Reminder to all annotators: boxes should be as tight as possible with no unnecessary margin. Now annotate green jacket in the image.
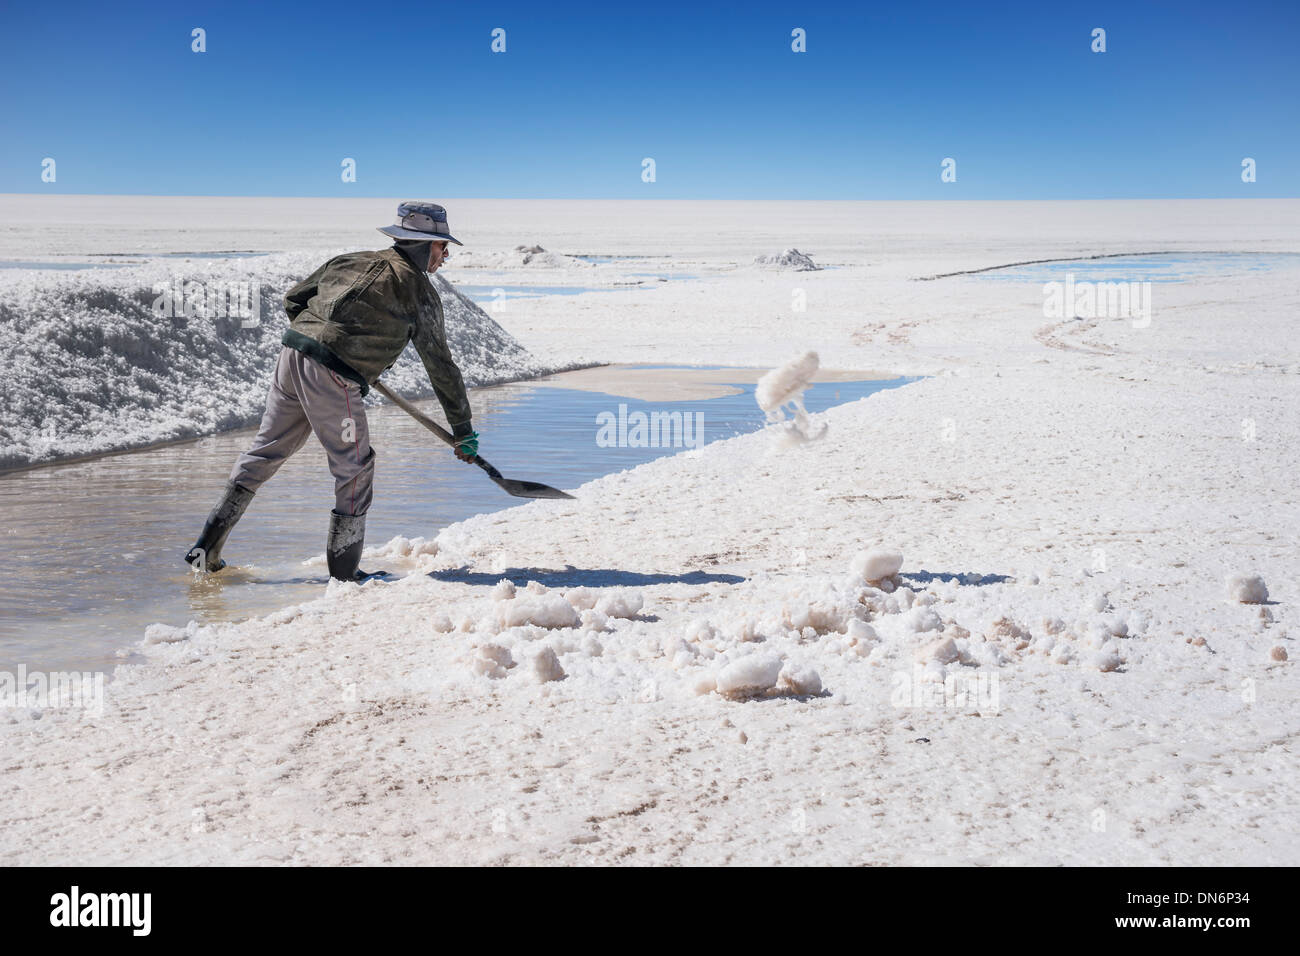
[281,246,474,437]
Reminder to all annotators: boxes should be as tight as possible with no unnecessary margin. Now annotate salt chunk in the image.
[1103,615,1129,638]
[531,646,566,682]
[715,655,783,698]
[1226,574,1268,604]
[473,643,515,679]
[478,643,514,668]
[692,674,718,696]
[143,622,193,645]
[499,594,581,629]
[1094,645,1123,672]
[661,634,691,659]
[564,587,599,610]
[471,657,502,678]
[845,618,878,646]
[988,616,1030,642]
[755,351,819,411]
[926,636,961,664]
[851,548,904,585]
[905,607,944,634]
[685,619,716,643]
[778,664,823,696]
[596,590,644,619]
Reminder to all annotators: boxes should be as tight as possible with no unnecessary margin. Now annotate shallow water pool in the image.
[457,275,697,304]
[975,251,1300,283]
[0,368,915,674]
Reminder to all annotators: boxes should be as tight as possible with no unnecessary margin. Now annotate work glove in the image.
[454,431,479,462]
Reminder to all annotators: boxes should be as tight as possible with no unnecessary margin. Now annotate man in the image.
[183,201,479,581]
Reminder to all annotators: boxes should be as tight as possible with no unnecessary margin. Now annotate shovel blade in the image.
[494,478,575,500]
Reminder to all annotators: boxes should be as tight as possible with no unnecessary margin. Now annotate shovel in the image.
[374,381,575,500]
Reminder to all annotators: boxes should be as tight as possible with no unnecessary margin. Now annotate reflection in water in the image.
[0,373,914,673]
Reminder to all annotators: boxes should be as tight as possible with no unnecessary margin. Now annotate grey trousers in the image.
[230,347,375,516]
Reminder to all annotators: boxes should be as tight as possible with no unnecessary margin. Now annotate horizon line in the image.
[3,193,1296,203]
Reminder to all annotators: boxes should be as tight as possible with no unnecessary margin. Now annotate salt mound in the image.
[453,245,590,270]
[1226,574,1268,604]
[0,251,556,469]
[514,244,575,268]
[754,248,821,271]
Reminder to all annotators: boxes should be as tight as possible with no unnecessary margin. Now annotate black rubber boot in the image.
[183,481,255,572]
[326,510,367,581]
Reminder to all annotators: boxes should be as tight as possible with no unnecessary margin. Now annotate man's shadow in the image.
[427,565,746,588]
[900,570,1013,587]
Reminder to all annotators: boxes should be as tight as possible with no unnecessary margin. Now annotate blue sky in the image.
[2,0,1296,199]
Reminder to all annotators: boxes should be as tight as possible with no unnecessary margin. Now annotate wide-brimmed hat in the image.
[377,201,463,245]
